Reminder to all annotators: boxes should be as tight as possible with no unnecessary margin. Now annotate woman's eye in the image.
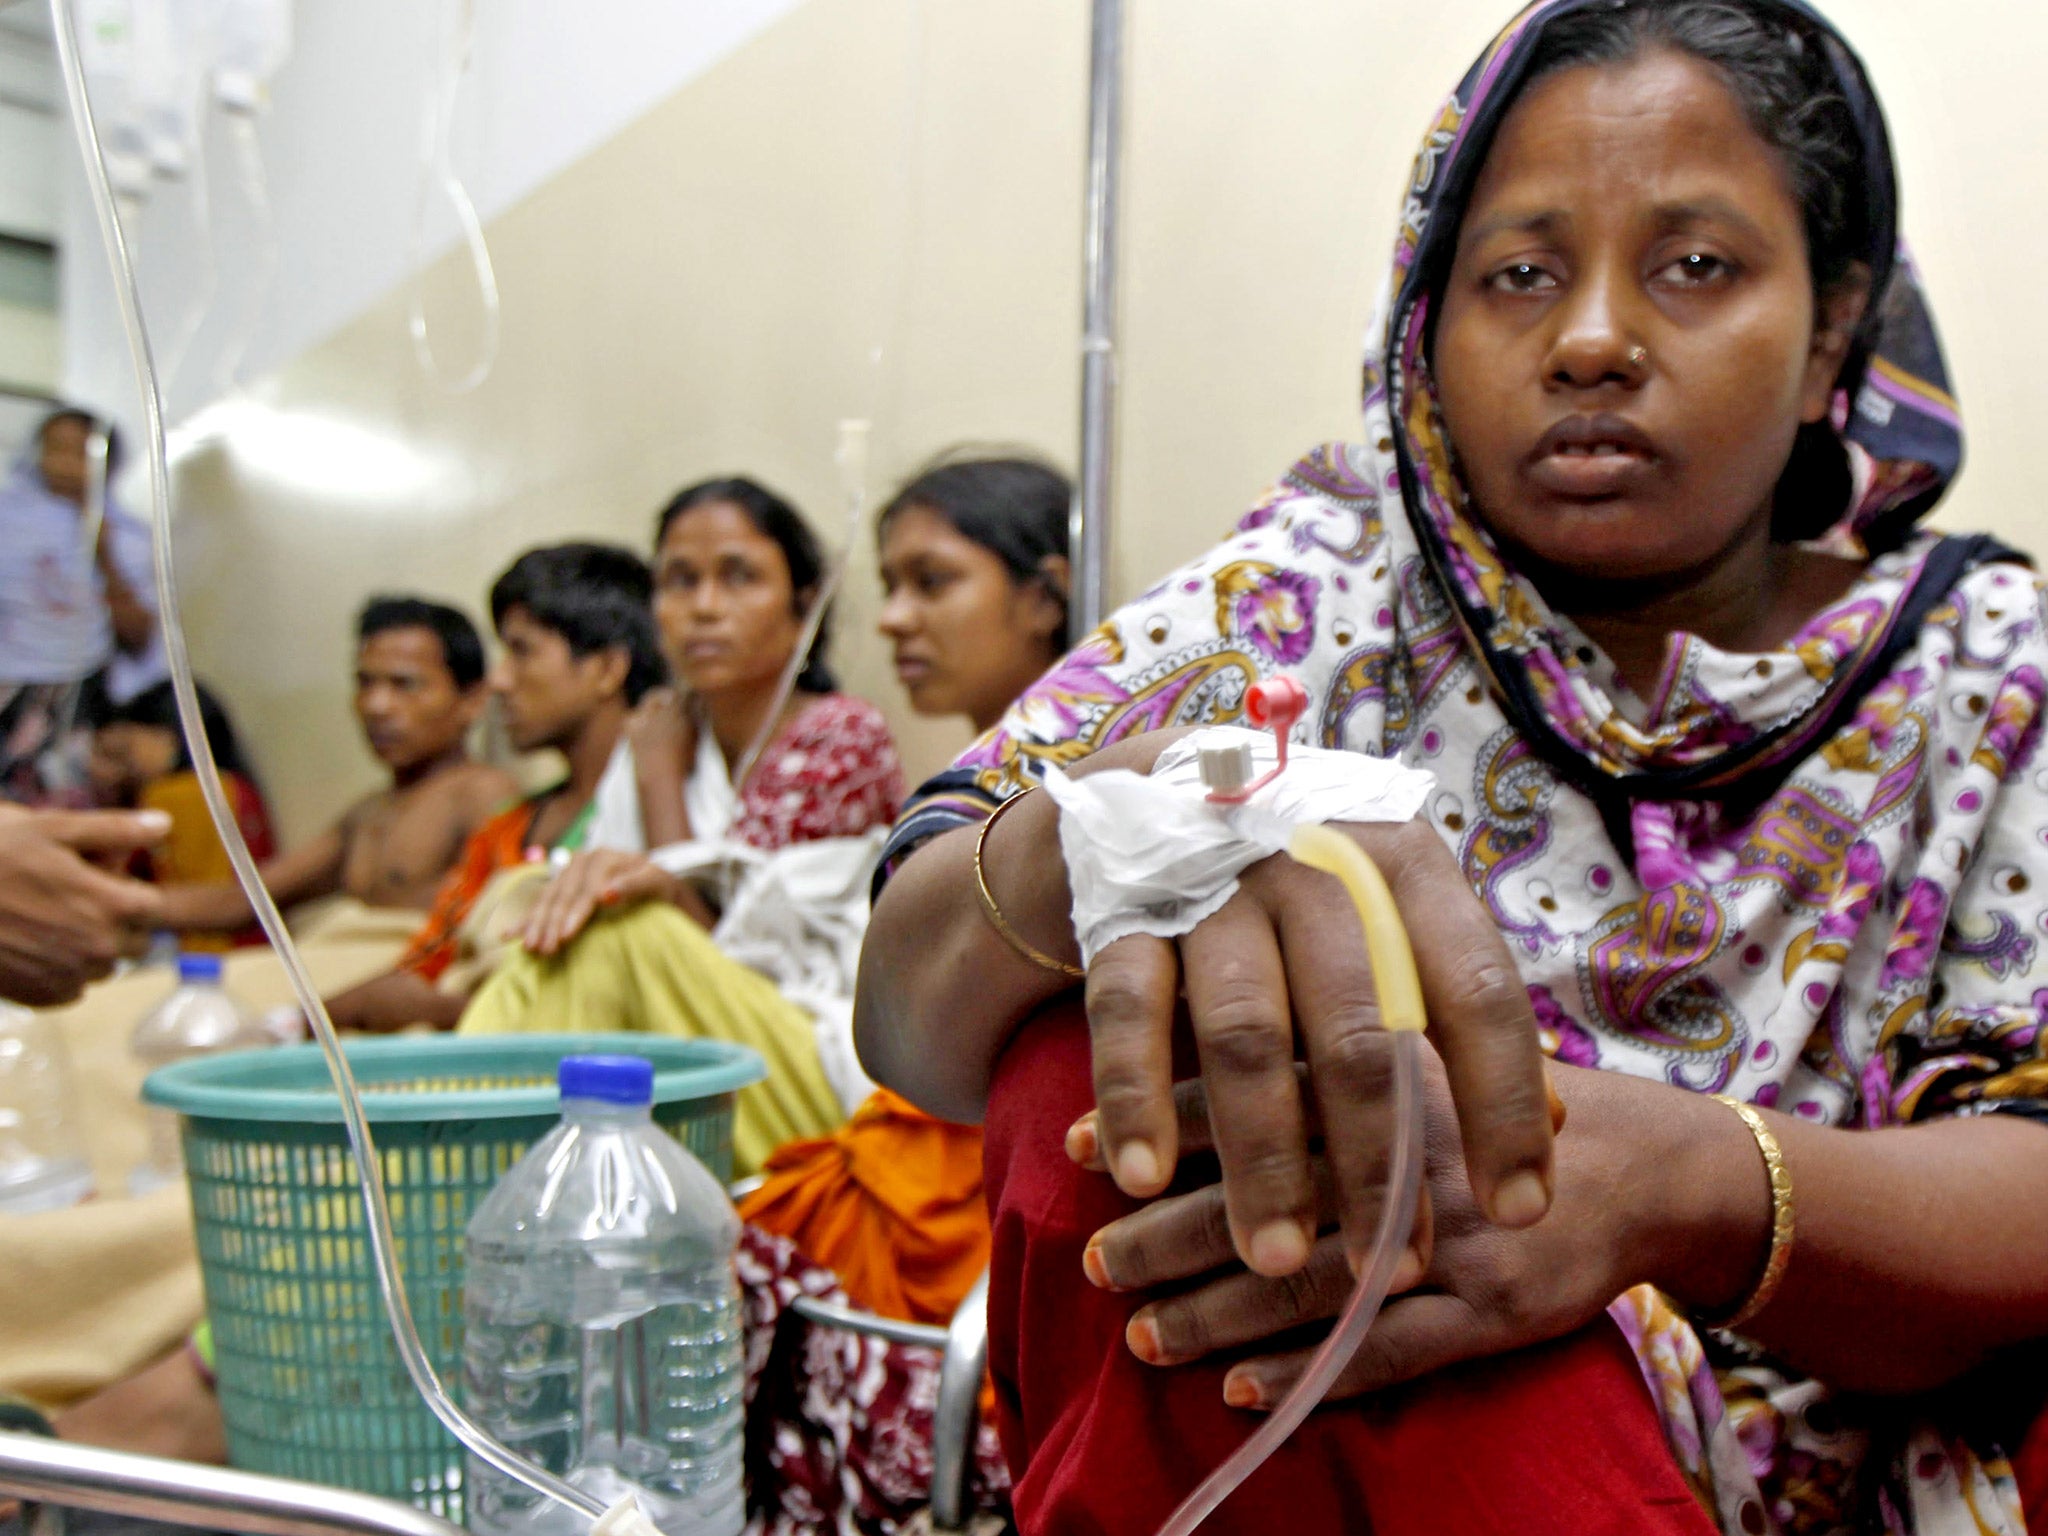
[1489,263,1557,294]
[1659,252,1734,286]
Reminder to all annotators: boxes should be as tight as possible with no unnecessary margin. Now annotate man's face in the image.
[488,607,615,754]
[38,417,90,505]
[354,627,479,772]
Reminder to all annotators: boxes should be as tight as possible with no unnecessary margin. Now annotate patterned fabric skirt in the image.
[738,1226,1011,1534]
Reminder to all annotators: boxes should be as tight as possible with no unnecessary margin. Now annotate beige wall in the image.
[0,301,59,396]
[168,0,2048,845]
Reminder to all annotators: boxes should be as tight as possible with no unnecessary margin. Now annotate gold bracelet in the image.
[973,790,1086,980]
[1702,1093,1795,1333]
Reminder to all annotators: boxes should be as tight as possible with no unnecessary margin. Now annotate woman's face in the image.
[654,502,807,698]
[1433,48,1859,592]
[89,722,179,802]
[878,505,1066,731]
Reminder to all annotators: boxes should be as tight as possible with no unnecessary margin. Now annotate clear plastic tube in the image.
[210,111,278,400]
[49,0,602,1521]
[1154,1031,1422,1536]
[1153,823,1432,1536]
[406,0,501,395]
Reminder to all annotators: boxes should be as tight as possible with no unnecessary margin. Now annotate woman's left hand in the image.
[518,849,686,957]
[1075,1050,1721,1411]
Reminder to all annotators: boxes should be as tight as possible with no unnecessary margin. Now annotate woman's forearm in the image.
[1747,1111,2048,1390]
[636,762,689,847]
[856,732,1186,1120]
[855,802,1078,1122]
[96,544,154,653]
[1621,1073,2048,1393]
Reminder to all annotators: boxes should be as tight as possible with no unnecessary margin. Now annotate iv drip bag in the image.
[212,0,291,115]
[132,0,209,179]
[74,0,151,202]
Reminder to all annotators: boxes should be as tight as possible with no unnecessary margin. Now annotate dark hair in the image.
[107,679,255,785]
[1523,0,1869,296]
[879,451,1074,634]
[356,595,488,691]
[654,477,837,694]
[37,407,124,477]
[488,543,667,705]
[1485,0,1878,540]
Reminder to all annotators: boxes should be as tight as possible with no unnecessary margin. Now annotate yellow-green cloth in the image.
[457,901,846,1176]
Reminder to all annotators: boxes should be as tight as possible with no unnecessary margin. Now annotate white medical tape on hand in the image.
[1041,726,1435,964]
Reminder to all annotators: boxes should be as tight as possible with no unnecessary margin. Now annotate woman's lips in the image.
[1526,414,1660,499]
[894,656,933,684]
[1527,445,1656,499]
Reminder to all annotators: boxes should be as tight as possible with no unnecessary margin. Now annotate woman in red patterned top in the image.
[460,478,904,1171]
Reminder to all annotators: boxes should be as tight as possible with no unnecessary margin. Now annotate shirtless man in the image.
[157,597,517,932]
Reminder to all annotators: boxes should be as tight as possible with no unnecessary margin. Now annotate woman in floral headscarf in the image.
[856,1,2048,1533]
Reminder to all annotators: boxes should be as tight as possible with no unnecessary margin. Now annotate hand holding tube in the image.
[1081,813,1557,1280]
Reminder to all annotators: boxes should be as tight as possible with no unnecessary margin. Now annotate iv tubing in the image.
[211,112,278,400]
[1153,824,1428,1536]
[50,0,602,1521]
[407,0,502,395]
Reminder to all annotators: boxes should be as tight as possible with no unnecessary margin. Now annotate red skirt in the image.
[981,1000,1719,1536]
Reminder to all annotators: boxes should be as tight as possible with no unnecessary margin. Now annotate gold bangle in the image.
[973,790,1085,980]
[1702,1094,1794,1333]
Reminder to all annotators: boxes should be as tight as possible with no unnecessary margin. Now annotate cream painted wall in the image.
[0,301,59,394]
[163,0,2048,846]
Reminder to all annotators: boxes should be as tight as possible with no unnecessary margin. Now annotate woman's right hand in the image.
[1082,815,1558,1279]
[517,849,690,956]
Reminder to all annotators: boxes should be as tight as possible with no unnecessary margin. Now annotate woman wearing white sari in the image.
[458,478,904,1175]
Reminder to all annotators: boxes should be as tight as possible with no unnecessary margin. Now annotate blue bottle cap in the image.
[558,1055,655,1106]
[176,953,224,984]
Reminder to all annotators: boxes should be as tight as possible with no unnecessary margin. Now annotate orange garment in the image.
[740,1088,988,1327]
[398,794,544,982]
[140,769,276,951]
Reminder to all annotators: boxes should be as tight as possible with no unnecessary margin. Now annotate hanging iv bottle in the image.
[462,1055,745,1536]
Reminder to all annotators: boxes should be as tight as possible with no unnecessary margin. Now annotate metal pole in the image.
[1071,0,1125,642]
[0,1433,469,1536]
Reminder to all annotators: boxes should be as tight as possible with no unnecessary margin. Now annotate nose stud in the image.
[1627,345,1650,370]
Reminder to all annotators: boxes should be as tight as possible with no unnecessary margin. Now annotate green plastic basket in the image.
[143,1034,764,1521]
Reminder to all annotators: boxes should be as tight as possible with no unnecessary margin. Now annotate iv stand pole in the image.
[1071,0,1124,641]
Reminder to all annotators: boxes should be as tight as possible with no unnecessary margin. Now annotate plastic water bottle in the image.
[0,1002,96,1214]
[462,1055,744,1536]
[129,952,267,1195]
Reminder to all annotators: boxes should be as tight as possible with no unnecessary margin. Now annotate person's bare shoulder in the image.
[449,762,523,834]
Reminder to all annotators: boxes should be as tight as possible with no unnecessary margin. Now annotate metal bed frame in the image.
[0,1432,467,1536]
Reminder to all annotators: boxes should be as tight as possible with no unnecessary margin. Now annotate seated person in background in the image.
[87,680,274,949]
[743,453,1072,1325]
[460,477,904,1174]
[858,4,2048,1533]
[156,596,517,934]
[324,543,664,1033]
[0,409,163,804]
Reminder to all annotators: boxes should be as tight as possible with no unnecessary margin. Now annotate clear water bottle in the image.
[462,1055,744,1536]
[0,1002,96,1214]
[129,952,267,1195]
